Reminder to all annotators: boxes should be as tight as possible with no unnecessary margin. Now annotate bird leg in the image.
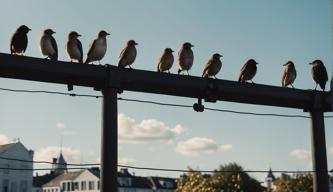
[214,76,218,79]
[314,84,318,90]
[291,84,295,89]
[186,71,190,76]
[129,65,134,69]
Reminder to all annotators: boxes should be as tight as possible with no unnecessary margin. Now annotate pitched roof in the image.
[33,172,60,187]
[148,176,177,189]
[43,171,84,187]
[0,142,16,154]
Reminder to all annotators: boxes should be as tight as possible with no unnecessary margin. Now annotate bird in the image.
[310,60,328,91]
[202,53,223,78]
[10,25,31,55]
[157,48,174,73]
[66,31,83,63]
[40,29,58,61]
[238,59,258,83]
[85,30,110,64]
[282,61,297,88]
[178,42,194,75]
[118,40,138,69]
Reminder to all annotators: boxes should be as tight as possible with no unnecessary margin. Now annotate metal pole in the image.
[310,110,328,192]
[101,88,118,192]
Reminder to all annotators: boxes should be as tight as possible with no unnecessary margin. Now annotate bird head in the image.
[44,29,55,35]
[17,25,31,34]
[127,40,138,46]
[309,60,323,66]
[164,48,174,53]
[283,61,294,67]
[98,30,110,38]
[183,42,194,49]
[248,59,258,65]
[68,31,81,39]
[213,53,223,59]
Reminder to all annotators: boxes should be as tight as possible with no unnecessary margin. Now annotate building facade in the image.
[0,141,34,192]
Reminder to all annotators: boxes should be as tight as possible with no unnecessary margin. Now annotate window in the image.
[88,181,94,190]
[3,179,9,192]
[81,181,86,190]
[62,183,66,191]
[73,182,79,190]
[97,181,100,190]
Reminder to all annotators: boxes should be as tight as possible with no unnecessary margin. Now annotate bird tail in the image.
[118,60,123,68]
[50,54,58,61]
[84,57,90,64]
[177,69,182,75]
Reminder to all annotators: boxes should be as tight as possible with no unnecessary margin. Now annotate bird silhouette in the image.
[310,60,328,91]
[202,53,223,79]
[178,42,194,75]
[118,40,138,69]
[85,30,110,64]
[40,29,58,61]
[157,48,174,73]
[66,31,83,63]
[282,61,297,88]
[238,59,258,83]
[10,25,31,55]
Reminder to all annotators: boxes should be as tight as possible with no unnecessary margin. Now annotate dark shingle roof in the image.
[0,143,16,154]
[148,176,177,190]
[43,171,84,187]
[33,172,60,187]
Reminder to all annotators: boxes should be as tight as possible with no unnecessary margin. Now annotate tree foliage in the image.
[273,173,313,192]
[176,162,265,192]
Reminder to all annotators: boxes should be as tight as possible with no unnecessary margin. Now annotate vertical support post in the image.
[101,88,118,192]
[310,110,328,192]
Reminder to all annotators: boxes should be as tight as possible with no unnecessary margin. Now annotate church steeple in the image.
[54,152,67,174]
[265,168,275,190]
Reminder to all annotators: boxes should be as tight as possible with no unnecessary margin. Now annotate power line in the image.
[0,87,332,118]
[0,156,332,174]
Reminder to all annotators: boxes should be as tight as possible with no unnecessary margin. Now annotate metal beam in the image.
[101,88,118,192]
[310,109,329,192]
[0,53,331,111]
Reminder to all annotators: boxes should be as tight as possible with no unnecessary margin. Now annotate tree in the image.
[176,162,265,192]
[273,173,313,192]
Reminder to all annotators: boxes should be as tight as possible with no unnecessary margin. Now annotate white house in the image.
[0,141,34,192]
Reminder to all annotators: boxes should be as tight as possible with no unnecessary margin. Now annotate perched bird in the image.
[238,59,258,83]
[118,40,138,68]
[282,61,297,88]
[310,60,328,91]
[10,25,31,55]
[157,48,174,73]
[66,31,83,63]
[40,29,58,61]
[85,30,110,64]
[178,42,194,75]
[202,53,223,78]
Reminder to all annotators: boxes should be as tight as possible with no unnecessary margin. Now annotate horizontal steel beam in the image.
[0,53,331,111]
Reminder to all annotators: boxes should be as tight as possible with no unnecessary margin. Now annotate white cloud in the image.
[118,113,186,143]
[176,137,232,156]
[34,146,81,163]
[0,134,12,145]
[290,149,311,160]
[56,122,66,129]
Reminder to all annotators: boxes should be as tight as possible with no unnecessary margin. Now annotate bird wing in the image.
[87,40,96,57]
[50,36,58,60]
[202,59,212,77]
[281,68,287,86]
[77,39,83,63]
[10,34,16,54]
[119,46,128,59]
[238,63,248,82]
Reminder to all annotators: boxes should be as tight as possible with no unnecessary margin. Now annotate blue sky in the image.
[0,0,332,182]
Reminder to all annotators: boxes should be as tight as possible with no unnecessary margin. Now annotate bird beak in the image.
[52,31,56,34]
[283,63,287,66]
[78,34,82,37]
[191,44,194,47]
[107,33,110,36]
[135,42,138,45]
[29,28,32,31]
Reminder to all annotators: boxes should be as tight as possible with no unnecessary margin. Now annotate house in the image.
[0,141,34,192]
[33,152,68,192]
[148,176,177,192]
